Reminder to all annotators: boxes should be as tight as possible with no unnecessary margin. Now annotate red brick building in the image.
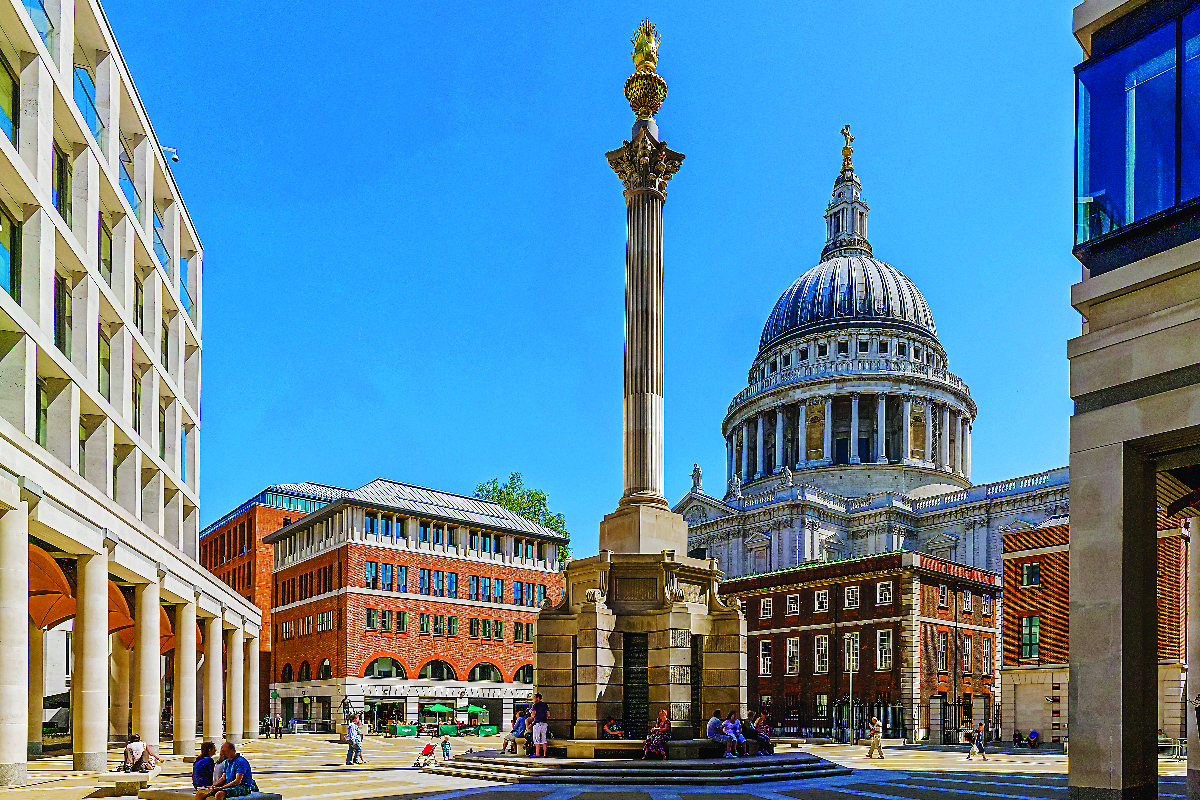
[721,550,1000,744]
[1000,522,1188,742]
[261,478,567,733]
[199,485,337,719]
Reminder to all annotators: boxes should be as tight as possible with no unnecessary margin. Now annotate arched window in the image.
[280,663,294,682]
[468,662,502,682]
[514,664,534,684]
[298,661,312,681]
[418,660,457,681]
[364,657,407,679]
[318,659,332,680]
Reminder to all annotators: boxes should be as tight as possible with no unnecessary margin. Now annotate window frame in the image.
[876,581,892,605]
[844,585,859,609]
[786,593,799,615]
[815,634,829,673]
[758,639,772,677]
[814,589,829,612]
[759,597,773,618]
[877,629,893,670]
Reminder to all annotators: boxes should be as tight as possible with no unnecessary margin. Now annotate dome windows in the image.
[837,340,849,356]
[818,343,828,358]
[879,340,889,354]
[858,340,870,354]
[897,342,907,357]
[799,347,808,361]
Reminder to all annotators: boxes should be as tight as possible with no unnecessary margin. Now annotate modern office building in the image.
[721,550,1000,744]
[1000,520,1188,745]
[0,0,262,786]
[260,478,566,734]
[1068,2,1200,798]
[198,485,331,719]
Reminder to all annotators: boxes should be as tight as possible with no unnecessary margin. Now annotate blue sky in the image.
[105,2,1082,555]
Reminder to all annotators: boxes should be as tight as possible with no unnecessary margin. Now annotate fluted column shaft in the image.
[620,186,667,506]
[849,393,861,464]
[902,396,912,463]
[725,435,733,488]
[822,397,833,462]
[225,626,244,744]
[939,405,951,469]
[73,551,108,771]
[876,394,888,463]
[924,403,933,463]
[741,421,750,482]
[203,615,222,742]
[774,407,784,473]
[964,422,972,481]
[173,598,197,755]
[132,579,160,749]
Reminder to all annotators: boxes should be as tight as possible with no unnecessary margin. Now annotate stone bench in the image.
[536,739,730,759]
[139,790,281,800]
[775,738,832,747]
[94,767,159,796]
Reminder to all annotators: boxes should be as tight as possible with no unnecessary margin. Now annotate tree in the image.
[474,472,571,561]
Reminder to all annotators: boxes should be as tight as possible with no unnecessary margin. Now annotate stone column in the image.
[27,623,42,757]
[939,405,951,469]
[243,635,259,741]
[173,597,197,756]
[0,504,27,785]
[225,624,244,744]
[963,420,972,481]
[822,396,833,462]
[605,122,683,509]
[1067,443,1158,799]
[923,402,933,463]
[72,550,108,771]
[203,615,222,742]
[1188,516,1199,798]
[954,413,964,475]
[774,406,784,474]
[902,395,912,464]
[741,421,750,482]
[755,413,765,478]
[132,579,161,749]
[876,393,888,463]
[849,393,861,464]
[110,634,131,740]
[725,435,733,488]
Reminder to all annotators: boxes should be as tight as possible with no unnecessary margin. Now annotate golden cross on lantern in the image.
[841,125,853,148]
[841,125,854,167]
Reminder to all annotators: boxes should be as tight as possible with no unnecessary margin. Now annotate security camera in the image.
[162,146,179,163]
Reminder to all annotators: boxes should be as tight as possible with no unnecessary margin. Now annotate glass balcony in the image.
[22,0,54,54]
[153,226,170,273]
[1075,9,1200,247]
[180,281,193,321]
[72,66,105,150]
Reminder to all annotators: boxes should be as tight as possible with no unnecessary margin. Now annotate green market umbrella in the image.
[426,704,455,713]
[463,705,486,713]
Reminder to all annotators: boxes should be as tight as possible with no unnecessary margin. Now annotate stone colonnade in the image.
[0,492,259,785]
[726,391,972,485]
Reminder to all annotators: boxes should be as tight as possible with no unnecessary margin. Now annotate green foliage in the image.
[473,472,571,560]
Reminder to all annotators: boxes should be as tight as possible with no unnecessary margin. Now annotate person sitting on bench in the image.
[1026,729,1040,748]
[120,734,154,773]
[1012,729,1023,747]
[195,741,258,800]
[192,742,217,789]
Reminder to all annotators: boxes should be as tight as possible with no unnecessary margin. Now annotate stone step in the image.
[453,754,823,772]
[423,755,850,785]
[424,763,851,785]
[441,759,831,779]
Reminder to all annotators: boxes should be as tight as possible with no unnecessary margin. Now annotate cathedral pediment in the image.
[746,531,771,550]
[674,494,734,526]
[925,532,959,553]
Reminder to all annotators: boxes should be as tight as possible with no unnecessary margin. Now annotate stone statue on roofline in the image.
[691,463,702,493]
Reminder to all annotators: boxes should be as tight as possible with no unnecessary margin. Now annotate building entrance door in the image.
[835,438,849,464]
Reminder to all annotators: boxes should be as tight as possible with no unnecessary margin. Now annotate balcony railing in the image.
[23,0,54,53]
[72,66,105,150]
[180,281,194,321]
[119,156,140,221]
[153,226,170,274]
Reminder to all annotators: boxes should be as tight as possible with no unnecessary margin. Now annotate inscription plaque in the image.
[623,632,649,739]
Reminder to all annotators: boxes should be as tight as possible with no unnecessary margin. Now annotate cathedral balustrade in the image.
[727,357,971,415]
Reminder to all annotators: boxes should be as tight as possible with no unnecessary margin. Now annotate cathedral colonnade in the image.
[725,391,972,487]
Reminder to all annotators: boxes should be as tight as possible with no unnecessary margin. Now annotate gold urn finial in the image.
[624,20,668,120]
[841,124,854,167]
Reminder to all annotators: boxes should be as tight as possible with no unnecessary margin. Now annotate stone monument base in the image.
[534,542,747,741]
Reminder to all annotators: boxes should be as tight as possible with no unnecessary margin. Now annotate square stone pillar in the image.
[1067,442,1157,800]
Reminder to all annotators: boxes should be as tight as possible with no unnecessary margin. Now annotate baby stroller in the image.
[414,742,439,768]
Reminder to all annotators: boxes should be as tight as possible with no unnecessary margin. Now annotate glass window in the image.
[131,373,142,434]
[1020,616,1040,659]
[963,634,973,671]
[938,585,948,606]
[786,594,799,615]
[98,329,111,400]
[496,579,504,601]
[483,577,492,603]
[365,608,377,630]
[468,574,478,601]
[52,144,71,226]
[448,616,457,636]
[433,614,444,636]
[1021,562,1041,586]
[815,693,829,718]
[817,342,827,358]
[495,620,503,639]
[538,584,546,605]
[35,378,47,447]
[877,581,892,605]
[760,597,773,618]
[418,660,455,680]
[419,568,429,594]
[381,610,392,631]
[448,572,457,598]
[877,629,893,670]
[0,54,17,146]
[419,613,431,634]
[381,563,392,592]
[365,561,377,589]
[785,637,799,675]
[469,617,480,638]
[482,619,492,639]
[844,632,859,672]
[515,623,523,642]
[133,276,144,333]
[963,589,972,611]
[815,589,829,612]
[398,610,407,632]
[53,273,71,357]
[515,581,524,606]
[434,570,444,596]
[515,664,534,683]
[1184,9,1200,201]
[1076,21,1178,243]
[419,522,430,543]
[814,635,829,673]
[937,631,948,671]
[0,206,19,302]
[982,638,992,673]
[399,565,407,592]
[758,640,772,676]
[845,585,859,608]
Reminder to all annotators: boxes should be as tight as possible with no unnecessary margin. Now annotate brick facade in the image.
[999,523,1188,741]
[722,551,999,742]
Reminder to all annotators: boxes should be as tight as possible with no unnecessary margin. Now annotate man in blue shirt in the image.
[194,742,257,800]
[191,742,216,789]
[501,714,526,754]
[346,714,364,764]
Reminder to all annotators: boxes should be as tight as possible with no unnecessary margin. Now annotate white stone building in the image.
[0,0,260,785]
[674,137,1068,579]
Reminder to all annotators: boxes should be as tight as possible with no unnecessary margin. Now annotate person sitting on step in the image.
[707,709,733,757]
[601,717,627,740]
[120,734,154,773]
[501,714,526,754]
[195,741,258,800]
[191,742,217,789]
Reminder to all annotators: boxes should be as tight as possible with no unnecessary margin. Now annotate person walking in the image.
[530,693,550,758]
[345,714,364,765]
[866,717,884,759]
[273,713,283,740]
[966,722,988,761]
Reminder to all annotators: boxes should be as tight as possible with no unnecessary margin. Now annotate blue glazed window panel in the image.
[1076,22,1177,244]
[1183,8,1200,203]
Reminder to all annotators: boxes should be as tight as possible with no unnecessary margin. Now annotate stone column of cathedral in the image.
[924,402,934,463]
[755,413,765,478]
[902,395,912,463]
[775,407,784,473]
[876,394,888,463]
[849,393,861,464]
[822,396,833,462]
[741,421,751,482]
[939,405,951,469]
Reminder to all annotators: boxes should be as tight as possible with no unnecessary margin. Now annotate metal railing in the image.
[72,66,105,149]
[23,0,54,53]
